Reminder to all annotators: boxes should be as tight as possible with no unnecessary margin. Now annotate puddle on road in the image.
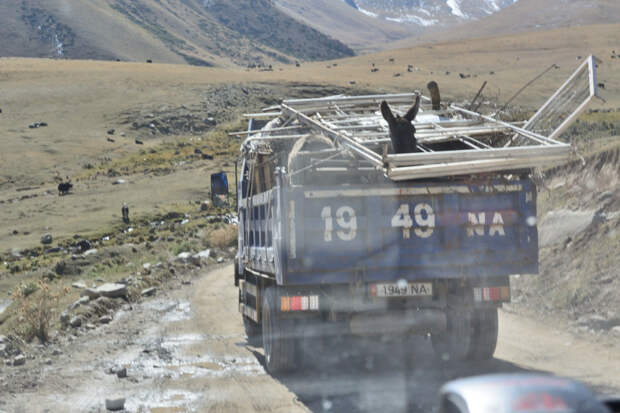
[141,299,192,323]
[125,388,201,412]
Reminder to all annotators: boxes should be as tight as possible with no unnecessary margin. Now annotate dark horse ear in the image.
[404,95,421,122]
[380,100,395,125]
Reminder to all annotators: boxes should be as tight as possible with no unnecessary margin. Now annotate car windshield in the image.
[1,1,619,412]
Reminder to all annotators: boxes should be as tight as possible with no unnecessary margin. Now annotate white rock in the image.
[83,249,98,256]
[612,326,620,337]
[13,355,26,366]
[97,283,128,299]
[194,249,211,260]
[99,315,113,324]
[539,210,595,247]
[176,252,192,261]
[141,287,156,297]
[81,288,101,299]
[142,263,152,270]
[72,282,87,289]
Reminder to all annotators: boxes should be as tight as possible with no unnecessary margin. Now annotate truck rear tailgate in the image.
[284,180,537,284]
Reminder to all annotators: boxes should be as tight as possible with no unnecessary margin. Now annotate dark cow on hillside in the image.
[58,181,73,195]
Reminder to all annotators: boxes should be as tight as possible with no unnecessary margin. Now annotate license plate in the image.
[372,282,433,297]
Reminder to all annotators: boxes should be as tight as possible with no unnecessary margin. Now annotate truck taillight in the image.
[281,295,319,312]
[474,286,510,302]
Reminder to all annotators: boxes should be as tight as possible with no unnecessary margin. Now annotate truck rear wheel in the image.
[471,308,498,360]
[432,308,474,362]
[262,287,296,373]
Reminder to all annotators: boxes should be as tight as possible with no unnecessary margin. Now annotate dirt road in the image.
[2,265,619,412]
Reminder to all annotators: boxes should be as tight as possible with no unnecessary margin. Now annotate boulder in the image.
[176,252,192,262]
[83,249,98,257]
[99,315,113,324]
[141,287,156,297]
[81,288,101,300]
[70,316,83,328]
[97,283,128,299]
[12,355,26,366]
[72,282,87,290]
[40,234,53,245]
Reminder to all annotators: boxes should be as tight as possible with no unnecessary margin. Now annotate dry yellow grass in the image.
[0,22,618,255]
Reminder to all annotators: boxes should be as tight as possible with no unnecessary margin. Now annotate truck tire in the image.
[243,316,262,347]
[262,287,296,373]
[432,308,474,362]
[471,308,498,360]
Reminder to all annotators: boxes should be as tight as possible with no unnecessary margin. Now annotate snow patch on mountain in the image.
[386,15,438,26]
[446,0,467,18]
[345,0,519,27]
[358,7,378,18]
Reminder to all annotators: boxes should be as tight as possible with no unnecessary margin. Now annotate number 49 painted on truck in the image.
[320,203,436,242]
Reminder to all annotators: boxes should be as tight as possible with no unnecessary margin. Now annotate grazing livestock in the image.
[598,82,606,90]
[58,182,73,195]
[122,203,130,224]
[380,94,421,154]
[135,139,144,145]
[107,137,115,143]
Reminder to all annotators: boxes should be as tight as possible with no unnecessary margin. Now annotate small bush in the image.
[206,224,237,249]
[12,280,62,343]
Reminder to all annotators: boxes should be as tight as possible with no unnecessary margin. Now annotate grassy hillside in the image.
[0,0,354,67]
[274,0,415,53]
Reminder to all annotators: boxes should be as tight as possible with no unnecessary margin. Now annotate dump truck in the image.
[233,57,600,372]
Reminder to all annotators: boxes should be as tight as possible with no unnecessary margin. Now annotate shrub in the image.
[12,280,62,343]
[206,224,237,249]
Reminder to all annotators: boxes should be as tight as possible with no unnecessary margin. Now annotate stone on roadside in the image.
[81,288,101,300]
[141,287,156,297]
[60,311,70,327]
[0,335,6,343]
[69,316,83,328]
[105,398,126,411]
[97,283,128,299]
[83,248,98,256]
[612,326,620,337]
[99,315,113,324]
[12,354,26,366]
[217,257,224,263]
[176,252,192,262]
[85,323,96,330]
[72,282,87,290]
[69,296,89,310]
[116,367,127,378]
[112,179,127,185]
[40,233,53,245]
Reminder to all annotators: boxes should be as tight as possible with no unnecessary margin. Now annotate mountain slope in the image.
[273,0,416,53]
[402,0,620,46]
[0,0,354,66]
